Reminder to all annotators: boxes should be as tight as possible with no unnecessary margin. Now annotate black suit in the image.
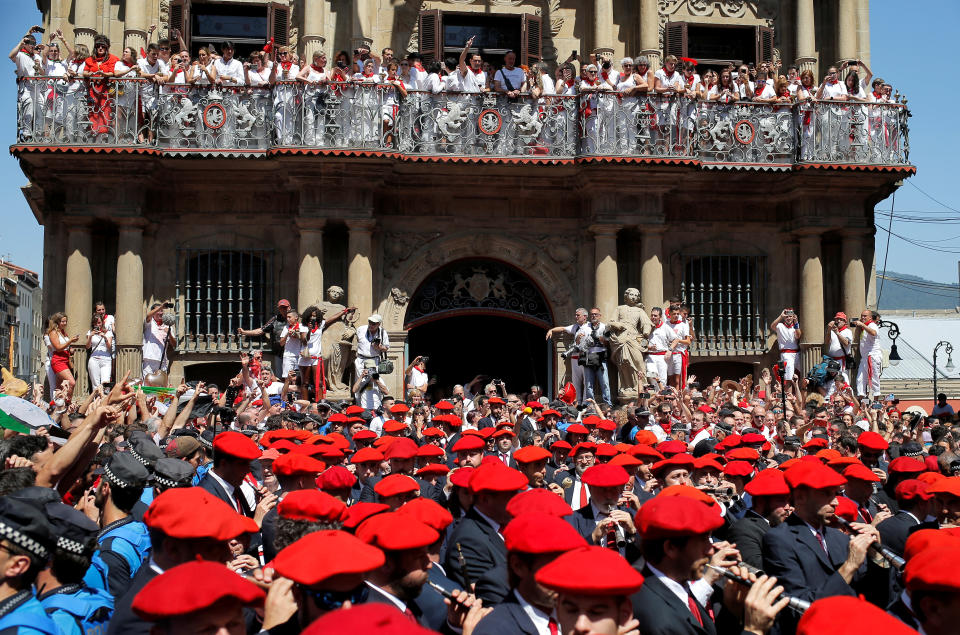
[631,566,716,635]
[106,563,159,635]
[567,503,641,562]
[414,564,459,632]
[366,584,421,619]
[877,510,921,557]
[473,590,541,635]
[443,508,507,590]
[762,513,857,634]
[197,472,253,517]
[473,562,510,605]
[726,511,771,570]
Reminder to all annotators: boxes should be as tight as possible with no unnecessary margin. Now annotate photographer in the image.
[237,298,292,374]
[771,308,802,397]
[354,314,390,382]
[546,308,589,403]
[352,363,388,411]
[578,308,612,404]
[142,302,175,379]
[852,309,883,400]
[824,312,854,398]
[405,355,431,395]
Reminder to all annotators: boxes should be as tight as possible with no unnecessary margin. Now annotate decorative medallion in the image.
[734,120,755,145]
[478,109,503,135]
[202,103,227,130]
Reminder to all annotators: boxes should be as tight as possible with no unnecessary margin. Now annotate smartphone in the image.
[33,27,45,34]
[871,402,883,410]
[639,392,650,400]
[571,50,578,59]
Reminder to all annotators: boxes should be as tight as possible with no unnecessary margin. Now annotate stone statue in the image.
[606,288,654,401]
[317,285,357,395]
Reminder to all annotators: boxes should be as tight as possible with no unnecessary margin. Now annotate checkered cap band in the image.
[103,465,131,489]
[153,474,189,489]
[129,447,149,467]
[56,536,86,555]
[0,520,48,560]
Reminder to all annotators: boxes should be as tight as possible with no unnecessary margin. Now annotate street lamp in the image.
[933,340,955,404]
[877,319,901,366]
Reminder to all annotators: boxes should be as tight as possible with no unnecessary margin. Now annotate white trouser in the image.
[46,361,56,400]
[282,353,300,377]
[87,354,112,389]
[667,350,686,375]
[646,354,668,385]
[857,352,883,398]
[780,351,798,381]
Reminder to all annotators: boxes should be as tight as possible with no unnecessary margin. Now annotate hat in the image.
[435,400,455,411]
[842,463,881,483]
[526,401,544,410]
[174,436,201,459]
[356,512,439,550]
[213,431,261,461]
[566,424,590,436]
[143,488,258,540]
[352,429,377,442]
[367,314,382,323]
[549,440,572,453]
[636,495,724,539]
[415,444,445,459]
[351,447,385,464]
[801,437,828,451]
[416,464,450,478]
[798,596,917,635]
[451,436,486,453]
[833,311,847,321]
[389,403,410,415]
[656,440,687,456]
[503,512,587,554]
[277,490,348,523]
[888,456,925,474]
[342,502,390,531]
[581,464,629,488]
[272,453,326,478]
[492,429,516,439]
[507,489,573,518]
[513,446,552,464]
[744,469,789,497]
[657,485,718,507]
[301,603,437,635]
[132,560,264,621]
[374,474,420,499]
[595,443,619,459]
[448,467,475,488]
[536,546,645,596]
[784,462,847,490]
[740,433,765,445]
[397,498,454,533]
[383,437,419,460]
[904,528,960,563]
[651,453,695,476]
[905,543,960,595]
[570,441,597,456]
[895,479,933,502]
[129,436,165,470]
[722,460,754,477]
[153,458,195,489]
[277,299,291,307]
[273,530,386,585]
[610,454,643,468]
[44,502,98,555]
[487,397,505,406]
[469,463,528,494]
[856,431,889,451]
[899,442,924,458]
[319,465,357,491]
[103,452,150,490]
[382,420,407,434]
[629,445,665,462]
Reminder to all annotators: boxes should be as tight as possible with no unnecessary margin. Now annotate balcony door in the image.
[170,0,290,58]
[418,10,541,69]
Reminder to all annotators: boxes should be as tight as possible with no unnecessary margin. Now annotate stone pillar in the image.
[301,0,327,61]
[856,0,871,67]
[73,0,97,52]
[352,0,375,50]
[347,220,374,320]
[65,223,93,339]
[297,223,325,312]
[591,225,620,320]
[795,0,817,74]
[123,0,148,57]
[594,0,614,52]
[866,234,877,309]
[797,232,824,345]
[639,0,661,68]
[841,233,866,321]
[115,223,144,379]
[640,229,664,314]
[837,0,858,63]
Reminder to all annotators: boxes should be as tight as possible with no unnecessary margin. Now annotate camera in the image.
[419,356,430,365]
[639,392,650,400]
[163,301,174,309]
[32,27,45,34]
[602,60,611,70]
[372,337,381,346]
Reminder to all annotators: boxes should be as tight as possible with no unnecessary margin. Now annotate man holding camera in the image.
[824,312,854,398]
[354,313,390,397]
[406,355,430,395]
[578,308,612,405]
[142,302,174,379]
[547,308,589,404]
[771,308,802,397]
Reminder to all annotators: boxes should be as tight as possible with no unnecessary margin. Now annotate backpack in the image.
[42,588,113,635]
[807,356,841,389]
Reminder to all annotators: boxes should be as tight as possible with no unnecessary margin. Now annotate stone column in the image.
[594,0,614,52]
[795,0,817,74]
[73,0,97,51]
[115,222,144,379]
[856,0,871,67]
[352,0,375,51]
[841,233,866,321]
[797,232,824,345]
[347,220,374,320]
[640,229,664,314]
[123,0,148,56]
[65,223,93,339]
[591,224,620,320]
[301,0,327,61]
[297,222,325,312]
[837,0,858,63]
[639,0,661,68]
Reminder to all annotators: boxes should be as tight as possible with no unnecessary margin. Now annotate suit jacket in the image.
[562,476,588,508]
[473,561,510,606]
[105,563,158,635]
[567,503,641,562]
[877,510,921,557]
[726,511,771,570]
[198,472,253,517]
[414,564,459,632]
[443,508,507,590]
[631,567,717,635]
[472,591,541,635]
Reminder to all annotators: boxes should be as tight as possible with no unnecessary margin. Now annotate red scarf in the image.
[414,62,424,72]
[20,47,33,56]
[779,89,790,98]
[653,320,663,329]
[362,71,374,78]
[686,74,695,87]
[312,64,324,73]
[582,78,596,86]
[565,78,575,88]
[280,60,293,71]
[707,82,716,90]
[670,318,683,325]
[471,67,482,75]
[827,80,838,86]
[601,70,609,82]
[872,91,882,99]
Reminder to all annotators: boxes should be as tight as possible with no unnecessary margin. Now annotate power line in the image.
[878,277,960,300]
[877,191,895,306]
[877,274,958,290]
[907,180,960,215]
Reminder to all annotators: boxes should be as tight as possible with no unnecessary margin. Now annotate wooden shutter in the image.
[268,2,290,47]
[418,9,442,66]
[756,26,774,64]
[663,21,687,59]
[169,0,190,52]
[522,14,542,67]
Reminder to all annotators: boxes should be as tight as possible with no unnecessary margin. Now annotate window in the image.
[664,22,774,72]
[419,10,541,68]
[680,255,766,354]
[171,1,290,58]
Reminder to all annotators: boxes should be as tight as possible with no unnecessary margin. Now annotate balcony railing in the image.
[13,77,911,167]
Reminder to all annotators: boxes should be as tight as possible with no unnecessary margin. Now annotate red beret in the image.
[826,456,861,470]
[581,464,629,488]
[636,495,724,538]
[925,455,940,473]
[744,469,789,497]
[843,463,881,483]
[449,467,475,488]
[132,561,264,620]
[549,440,572,452]
[382,420,407,434]
[503,512,587,554]
[492,429,516,439]
[657,485,718,507]
[904,528,960,562]
[652,453,695,475]
[461,429,485,438]
[905,544,960,594]
[213,431,261,460]
[278,490,347,523]
[725,448,761,462]
[327,413,349,423]
[927,476,960,498]
[302,603,437,635]
[610,454,643,468]
[352,429,377,441]
[784,462,847,490]
[802,437,829,451]
[723,460,754,477]
[535,546,645,596]
[595,443,619,458]
[693,457,724,472]
[374,474,420,498]
[383,437,419,460]
[271,453,326,478]
[342,502,390,531]
[797,596,920,635]
[582,415,601,427]
[656,440,687,456]
[513,446,552,464]
[416,444,445,458]
[356,512,439,550]
[144,488,258,540]
[421,427,444,438]
[507,489,573,518]
[526,401,544,410]
[541,409,561,418]
[451,436,485,453]
[268,439,301,453]
[570,442,597,456]
[260,448,280,461]
[416,463,450,477]
[435,400,455,411]
[816,449,841,462]
[596,419,617,432]
[633,430,659,446]
[722,434,742,448]
[274,530,386,585]
[888,457,925,474]
[629,445,665,462]
[895,479,932,502]
[487,396,506,405]
[566,424,589,436]
[344,405,364,415]
[435,414,462,428]
[351,447,385,464]
[833,496,858,522]
[389,403,410,415]
[318,465,356,491]
[741,432,765,444]
[856,431,889,451]
[397,498,454,532]
[469,463,529,494]
[916,470,946,486]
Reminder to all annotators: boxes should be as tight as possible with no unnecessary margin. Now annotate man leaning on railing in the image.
[10,26,43,140]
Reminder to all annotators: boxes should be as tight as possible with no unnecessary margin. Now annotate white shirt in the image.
[356,325,389,358]
[775,323,800,351]
[570,479,590,509]
[859,322,882,356]
[214,57,245,85]
[142,319,172,362]
[539,73,556,96]
[87,330,110,356]
[654,68,683,91]
[299,325,323,365]
[576,321,608,354]
[409,366,428,391]
[821,80,847,100]
[735,79,755,99]
[365,581,409,613]
[207,468,243,512]
[495,66,525,92]
[669,319,690,352]
[245,67,270,87]
[755,81,776,99]
[648,322,678,353]
[443,70,466,92]
[406,66,428,91]
[826,326,853,358]
[14,50,36,80]
[646,562,713,610]
[514,589,553,635]
[280,323,307,358]
[462,68,486,93]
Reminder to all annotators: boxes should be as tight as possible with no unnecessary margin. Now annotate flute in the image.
[706,565,810,614]
[833,516,905,570]
[427,580,455,600]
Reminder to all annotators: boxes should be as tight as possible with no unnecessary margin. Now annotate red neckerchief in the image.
[414,62,424,72]
[707,82,717,90]
[861,320,873,326]
[362,71,374,78]
[780,89,790,97]
[565,78,575,87]
[471,67,482,75]
[670,318,683,325]
[311,64,324,73]
[601,70,609,82]
[872,91,882,99]
[582,78,596,86]
[20,47,32,56]
[685,74,695,87]
[280,60,293,70]
[311,324,321,334]
[653,320,663,329]
[290,322,300,331]
[827,80,838,85]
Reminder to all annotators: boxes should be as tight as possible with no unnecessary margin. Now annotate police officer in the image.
[0,496,58,633]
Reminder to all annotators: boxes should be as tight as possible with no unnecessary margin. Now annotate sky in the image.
[0,1,957,291]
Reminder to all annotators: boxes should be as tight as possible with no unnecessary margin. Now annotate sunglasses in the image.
[160,47,170,51]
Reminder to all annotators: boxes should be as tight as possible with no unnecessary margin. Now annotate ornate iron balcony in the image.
[13,77,911,168]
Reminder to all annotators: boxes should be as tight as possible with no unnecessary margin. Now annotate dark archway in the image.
[688,361,756,387]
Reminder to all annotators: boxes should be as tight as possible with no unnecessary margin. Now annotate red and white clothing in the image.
[462,67,486,93]
[280,323,308,376]
[820,80,847,100]
[142,318,172,376]
[775,322,800,381]
[667,318,690,378]
[825,325,853,397]
[646,321,678,384]
[213,57,244,85]
[857,322,883,398]
[298,323,324,368]
[654,68,683,92]
[87,329,112,389]
[14,49,39,137]
[137,57,169,112]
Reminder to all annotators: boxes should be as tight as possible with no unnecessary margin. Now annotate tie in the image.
[500,453,509,466]
[579,481,588,508]
[548,618,559,635]
[859,506,873,523]
[815,529,828,554]
[686,586,704,627]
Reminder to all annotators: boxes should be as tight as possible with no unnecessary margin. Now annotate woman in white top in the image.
[797,69,817,160]
[86,314,113,390]
[111,47,141,143]
[330,51,354,147]
[63,43,88,142]
[378,60,407,148]
[297,51,330,146]
[815,65,849,157]
[615,57,637,153]
[653,55,684,152]
[353,58,381,146]
[188,47,218,86]
[271,47,300,145]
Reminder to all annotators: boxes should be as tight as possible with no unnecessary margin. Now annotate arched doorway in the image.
[404,258,554,398]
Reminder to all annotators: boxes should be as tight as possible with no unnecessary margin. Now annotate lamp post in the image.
[876,319,902,366]
[933,341,955,405]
